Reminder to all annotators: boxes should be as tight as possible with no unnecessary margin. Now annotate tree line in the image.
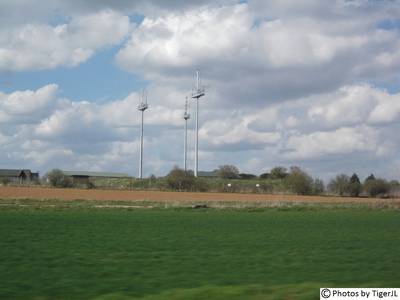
[165,165,399,197]
[32,166,400,198]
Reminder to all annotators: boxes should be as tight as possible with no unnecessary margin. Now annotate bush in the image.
[193,178,210,192]
[363,178,390,197]
[217,165,240,179]
[257,182,273,193]
[270,167,288,180]
[388,180,400,197]
[284,167,313,195]
[221,182,239,193]
[312,178,325,195]
[86,180,95,189]
[1,177,11,186]
[166,167,195,191]
[45,169,72,188]
[328,174,350,196]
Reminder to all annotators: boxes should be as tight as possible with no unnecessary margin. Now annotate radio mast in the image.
[137,89,148,179]
[183,97,191,171]
[191,70,205,177]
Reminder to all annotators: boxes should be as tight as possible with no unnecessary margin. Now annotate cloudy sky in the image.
[1,0,400,180]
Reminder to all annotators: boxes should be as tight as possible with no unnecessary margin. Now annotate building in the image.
[0,169,39,184]
[197,170,218,178]
[62,171,130,185]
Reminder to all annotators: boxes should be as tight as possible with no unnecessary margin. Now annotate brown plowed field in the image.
[1,186,399,206]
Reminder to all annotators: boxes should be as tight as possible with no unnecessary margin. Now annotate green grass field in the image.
[0,205,399,299]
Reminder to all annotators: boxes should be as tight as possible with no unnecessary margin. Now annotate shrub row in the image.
[40,167,400,198]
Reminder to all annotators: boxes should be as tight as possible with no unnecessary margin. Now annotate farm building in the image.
[63,171,130,185]
[0,169,39,184]
[198,170,218,178]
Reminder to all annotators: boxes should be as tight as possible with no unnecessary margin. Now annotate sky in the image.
[0,0,400,181]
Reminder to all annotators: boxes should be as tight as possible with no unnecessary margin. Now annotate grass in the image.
[0,204,399,299]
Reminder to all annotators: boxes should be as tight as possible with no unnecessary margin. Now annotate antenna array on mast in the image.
[137,89,148,111]
[134,70,205,178]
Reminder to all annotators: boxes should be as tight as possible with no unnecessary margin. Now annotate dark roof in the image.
[197,170,218,177]
[0,169,28,177]
[63,171,130,178]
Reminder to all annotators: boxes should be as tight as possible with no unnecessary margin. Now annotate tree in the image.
[217,165,240,179]
[45,169,72,188]
[328,174,350,196]
[166,167,195,191]
[363,178,390,197]
[284,167,313,195]
[259,173,270,179]
[270,167,288,179]
[348,173,362,197]
[365,174,376,182]
[313,178,325,195]
[239,173,257,180]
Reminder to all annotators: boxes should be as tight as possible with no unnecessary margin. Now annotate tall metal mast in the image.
[183,97,191,172]
[191,70,205,177]
[137,89,148,179]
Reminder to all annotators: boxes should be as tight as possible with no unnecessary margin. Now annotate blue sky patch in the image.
[0,46,148,102]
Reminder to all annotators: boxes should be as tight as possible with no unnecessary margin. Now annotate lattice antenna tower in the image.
[191,70,205,177]
[137,89,148,179]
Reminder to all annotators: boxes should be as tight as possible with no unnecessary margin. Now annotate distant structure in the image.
[191,70,205,177]
[183,97,191,171]
[63,171,130,185]
[197,170,217,178]
[0,169,39,184]
[137,89,149,179]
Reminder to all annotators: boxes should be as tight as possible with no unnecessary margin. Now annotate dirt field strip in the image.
[1,186,399,206]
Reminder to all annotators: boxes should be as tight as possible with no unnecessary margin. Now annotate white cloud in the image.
[100,92,183,128]
[0,10,130,71]
[308,85,379,127]
[116,2,400,107]
[0,0,234,27]
[1,82,400,178]
[116,4,251,76]
[119,3,361,73]
[200,118,281,151]
[247,107,280,131]
[284,125,380,160]
[0,84,59,123]
[308,85,400,127]
[369,94,400,124]
[1,1,400,179]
